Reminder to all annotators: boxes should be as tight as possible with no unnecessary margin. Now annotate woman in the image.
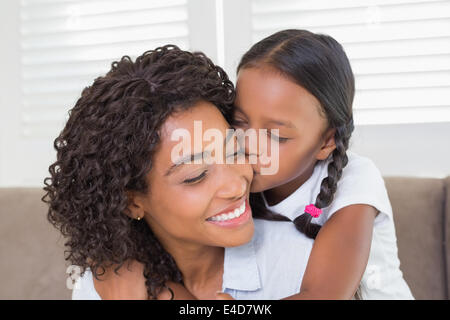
[43,45,313,299]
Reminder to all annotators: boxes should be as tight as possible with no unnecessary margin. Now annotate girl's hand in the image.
[93,260,148,300]
[215,292,235,300]
[160,281,198,300]
[288,204,377,300]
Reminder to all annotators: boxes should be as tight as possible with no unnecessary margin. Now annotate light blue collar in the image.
[222,237,262,291]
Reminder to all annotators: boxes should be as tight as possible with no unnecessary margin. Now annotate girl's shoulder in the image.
[326,151,386,194]
[334,151,382,180]
[346,151,381,172]
[318,151,393,224]
[314,151,385,195]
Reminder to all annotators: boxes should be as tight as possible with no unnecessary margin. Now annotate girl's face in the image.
[234,66,336,195]
[129,101,254,250]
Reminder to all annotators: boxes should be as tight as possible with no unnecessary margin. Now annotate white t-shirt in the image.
[264,151,414,299]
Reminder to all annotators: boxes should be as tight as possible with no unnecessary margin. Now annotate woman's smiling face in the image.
[128,101,254,250]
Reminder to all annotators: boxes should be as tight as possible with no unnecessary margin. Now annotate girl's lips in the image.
[206,198,252,228]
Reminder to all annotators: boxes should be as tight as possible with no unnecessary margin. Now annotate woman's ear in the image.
[316,128,336,161]
[124,191,145,220]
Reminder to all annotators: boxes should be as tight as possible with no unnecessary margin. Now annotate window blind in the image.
[20,0,190,138]
[251,0,450,124]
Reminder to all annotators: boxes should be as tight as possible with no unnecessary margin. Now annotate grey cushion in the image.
[384,177,448,299]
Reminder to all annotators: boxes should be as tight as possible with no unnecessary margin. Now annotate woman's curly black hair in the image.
[42,45,235,299]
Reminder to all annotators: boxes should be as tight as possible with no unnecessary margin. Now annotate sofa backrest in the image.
[0,188,71,299]
[384,177,450,300]
[0,177,449,299]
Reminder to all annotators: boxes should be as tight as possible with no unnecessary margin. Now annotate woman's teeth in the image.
[209,201,246,222]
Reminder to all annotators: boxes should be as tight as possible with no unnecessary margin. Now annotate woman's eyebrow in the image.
[164,130,234,176]
[165,151,205,176]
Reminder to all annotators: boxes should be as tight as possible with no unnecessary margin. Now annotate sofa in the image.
[1,176,449,299]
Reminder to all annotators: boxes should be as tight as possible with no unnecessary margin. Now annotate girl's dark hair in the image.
[42,45,235,299]
[238,29,355,240]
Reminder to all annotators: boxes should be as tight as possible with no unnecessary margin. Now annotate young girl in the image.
[232,29,413,299]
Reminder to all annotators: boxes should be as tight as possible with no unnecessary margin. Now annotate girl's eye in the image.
[183,170,208,184]
[270,133,289,143]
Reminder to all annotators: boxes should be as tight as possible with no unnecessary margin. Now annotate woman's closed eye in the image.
[182,147,244,185]
[183,170,208,184]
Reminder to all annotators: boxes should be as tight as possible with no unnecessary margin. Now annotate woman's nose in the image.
[216,164,250,200]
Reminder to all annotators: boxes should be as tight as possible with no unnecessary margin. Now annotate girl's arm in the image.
[284,204,377,300]
[93,260,196,300]
[216,204,377,301]
[93,260,147,299]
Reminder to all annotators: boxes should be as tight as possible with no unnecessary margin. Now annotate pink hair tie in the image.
[305,204,322,218]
